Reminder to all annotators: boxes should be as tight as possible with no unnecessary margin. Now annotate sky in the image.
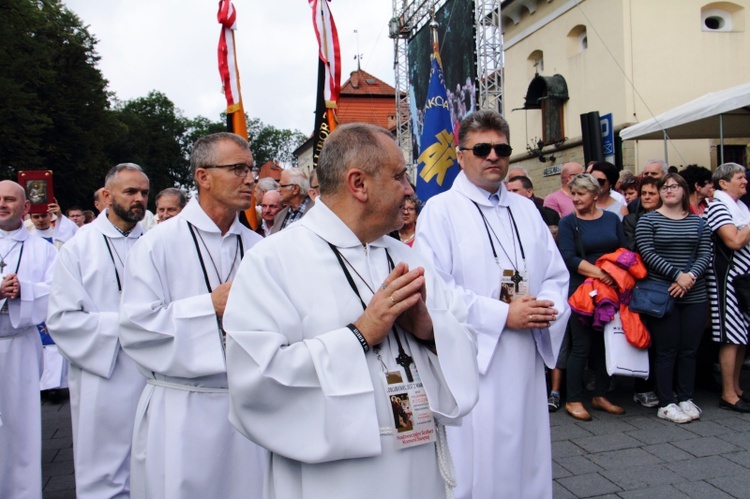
[63,0,397,134]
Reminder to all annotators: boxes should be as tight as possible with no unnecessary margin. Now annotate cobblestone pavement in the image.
[41,374,750,498]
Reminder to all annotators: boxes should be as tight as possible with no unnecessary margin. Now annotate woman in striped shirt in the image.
[635,173,711,423]
[705,163,750,413]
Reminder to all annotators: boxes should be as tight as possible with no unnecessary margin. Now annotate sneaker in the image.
[657,403,692,423]
[633,391,660,408]
[678,400,702,421]
[548,393,561,413]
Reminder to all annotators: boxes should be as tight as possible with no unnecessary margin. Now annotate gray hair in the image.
[457,110,510,148]
[283,168,309,193]
[318,123,394,195]
[155,187,187,208]
[713,162,747,190]
[104,163,144,188]
[256,177,280,197]
[644,159,668,175]
[190,132,250,175]
[568,173,601,196]
[619,169,635,182]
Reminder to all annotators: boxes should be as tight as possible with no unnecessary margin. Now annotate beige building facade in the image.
[501,0,750,196]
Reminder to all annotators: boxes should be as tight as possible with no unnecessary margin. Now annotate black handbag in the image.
[732,273,750,312]
[630,280,674,318]
[631,218,704,318]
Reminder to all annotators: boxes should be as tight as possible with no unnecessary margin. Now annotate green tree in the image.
[108,91,191,205]
[247,118,307,167]
[0,0,116,209]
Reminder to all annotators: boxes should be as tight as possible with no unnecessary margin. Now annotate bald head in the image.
[0,180,30,231]
[561,162,584,190]
[260,189,282,224]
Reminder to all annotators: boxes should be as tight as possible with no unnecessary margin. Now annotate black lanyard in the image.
[187,221,244,293]
[471,201,526,289]
[327,242,415,382]
[102,235,123,292]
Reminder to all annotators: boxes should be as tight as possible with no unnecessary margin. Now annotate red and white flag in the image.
[217,0,247,139]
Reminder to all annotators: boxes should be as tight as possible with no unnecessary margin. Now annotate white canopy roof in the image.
[620,82,750,141]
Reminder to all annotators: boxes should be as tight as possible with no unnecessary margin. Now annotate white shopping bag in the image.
[604,312,649,378]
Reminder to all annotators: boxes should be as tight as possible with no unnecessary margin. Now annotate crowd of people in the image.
[1,109,749,499]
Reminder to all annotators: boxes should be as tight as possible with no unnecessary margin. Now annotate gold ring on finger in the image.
[390,295,396,304]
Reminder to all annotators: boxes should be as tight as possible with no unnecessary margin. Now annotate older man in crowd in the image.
[224,123,478,499]
[0,180,57,499]
[47,164,150,498]
[271,168,314,233]
[154,187,187,223]
[119,133,265,498]
[544,162,583,217]
[416,110,570,498]
[258,190,282,236]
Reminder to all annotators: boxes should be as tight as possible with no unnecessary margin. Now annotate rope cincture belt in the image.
[147,378,228,393]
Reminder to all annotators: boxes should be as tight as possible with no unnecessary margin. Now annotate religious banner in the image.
[217,0,248,140]
[416,29,458,202]
[309,0,341,168]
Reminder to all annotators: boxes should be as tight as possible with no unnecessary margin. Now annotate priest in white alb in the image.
[119,133,265,498]
[224,123,479,499]
[47,163,150,498]
[0,180,57,499]
[415,110,570,498]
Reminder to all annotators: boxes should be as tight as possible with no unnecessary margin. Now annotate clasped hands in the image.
[354,263,433,347]
[0,274,20,300]
[669,271,695,298]
[506,294,558,330]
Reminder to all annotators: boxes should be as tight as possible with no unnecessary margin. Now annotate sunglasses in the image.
[597,178,607,186]
[459,143,513,158]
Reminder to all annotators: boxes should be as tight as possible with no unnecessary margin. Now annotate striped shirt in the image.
[635,211,711,304]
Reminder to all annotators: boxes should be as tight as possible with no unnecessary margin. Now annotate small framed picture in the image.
[18,170,54,214]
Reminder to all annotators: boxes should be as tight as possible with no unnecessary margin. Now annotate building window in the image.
[701,3,744,32]
[567,25,588,56]
[720,144,747,167]
[527,50,543,79]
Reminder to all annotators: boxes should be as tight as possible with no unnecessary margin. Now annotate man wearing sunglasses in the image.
[270,168,314,234]
[416,109,570,498]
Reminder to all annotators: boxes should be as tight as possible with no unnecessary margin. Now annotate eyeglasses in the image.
[202,163,253,177]
[643,171,661,177]
[402,207,416,213]
[596,178,607,186]
[459,143,513,158]
[660,184,680,192]
[278,184,296,190]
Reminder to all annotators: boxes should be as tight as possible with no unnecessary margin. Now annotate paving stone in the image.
[618,484,688,499]
[42,448,59,464]
[599,464,681,491]
[665,455,746,481]
[44,473,76,492]
[680,420,732,437]
[552,480,577,498]
[556,473,621,498]
[52,447,74,463]
[671,436,740,457]
[717,430,750,451]
[571,433,643,454]
[642,443,696,462]
[723,450,750,467]
[42,436,73,451]
[586,447,662,470]
[557,455,603,475]
[552,460,573,479]
[552,422,595,442]
[626,424,697,445]
[552,440,586,458]
[707,472,750,497]
[572,418,639,437]
[42,460,75,480]
[714,414,750,432]
[674,479,736,498]
[620,416,670,430]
